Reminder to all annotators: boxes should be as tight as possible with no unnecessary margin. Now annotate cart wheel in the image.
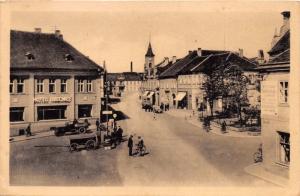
[85,140,96,150]
[70,143,79,152]
[78,127,86,134]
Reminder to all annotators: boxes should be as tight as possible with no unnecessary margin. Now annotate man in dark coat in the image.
[26,123,32,137]
[127,135,133,156]
[117,126,123,143]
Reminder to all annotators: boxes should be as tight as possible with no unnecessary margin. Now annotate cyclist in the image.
[137,136,145,156]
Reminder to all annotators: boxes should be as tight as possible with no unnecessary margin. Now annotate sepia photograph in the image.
[1,1,300,195]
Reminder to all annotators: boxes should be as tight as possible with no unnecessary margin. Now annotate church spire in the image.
[145,42,155,57]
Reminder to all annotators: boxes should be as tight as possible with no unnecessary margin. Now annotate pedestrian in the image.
[117,126,123,143]
[221,120,227,133]
[96,119,100,132]
[111,129,117,148]
[26,123,32,137]
[128,135,133,156]
[137,136,144,156]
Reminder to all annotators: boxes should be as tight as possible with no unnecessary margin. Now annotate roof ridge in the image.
[190,54,212,72]
[269,49,290,61]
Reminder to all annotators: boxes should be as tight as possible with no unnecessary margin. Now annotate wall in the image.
[261,72,289,177]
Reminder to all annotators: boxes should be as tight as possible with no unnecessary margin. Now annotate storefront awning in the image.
[175,92,186,101]
[147,91,155,98]
[142,91,149,97]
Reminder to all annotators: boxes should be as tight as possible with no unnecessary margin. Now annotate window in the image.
[78,104,92,118]
[64,54,74,62]
[277,131,290,164]
[49,79,56,93]
[279,81,288,103]
[36,79,44,93]
[10,79,14,93]
[10,107,24,122]
[37,106,66,120]
[17,78,24,93]
[78,79,84,92]
[25,52,35,60]
[86,79,92,92]
[61,79,67,93]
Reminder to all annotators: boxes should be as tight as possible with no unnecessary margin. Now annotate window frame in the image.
[86,79,93,93]
[36,79,44,93]
[78,79,85,93]
[10,78,14,93]
[49,79,56,93]
[16,78,25,93]
[276,131,290,166]
[10,107,25,122]
[279,81,288,104]
[60,79,67,93]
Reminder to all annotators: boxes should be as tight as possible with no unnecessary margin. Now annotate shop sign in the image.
[34,97,72,104]
[261,80,278,116]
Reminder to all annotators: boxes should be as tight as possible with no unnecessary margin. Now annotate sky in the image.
[11,2,286,73]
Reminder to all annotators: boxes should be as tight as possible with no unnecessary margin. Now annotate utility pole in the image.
[103,61,109,136]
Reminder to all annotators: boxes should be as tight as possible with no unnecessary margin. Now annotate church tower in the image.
[144,42,155,79]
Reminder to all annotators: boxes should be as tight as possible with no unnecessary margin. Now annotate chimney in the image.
[257,50,265,64]
[172,56,177,64]
[163,57,169,66]
[130,61,133,72]
[34,28,41,33]
[55,29,63,40]
[282,11,290,20]
[197,48,202,56]
[238,48,243,57]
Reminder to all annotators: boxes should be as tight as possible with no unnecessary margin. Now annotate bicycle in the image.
[134,144,147,156]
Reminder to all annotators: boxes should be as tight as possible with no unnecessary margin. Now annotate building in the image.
[107,71,142,97]
[10,29,104,136]
[257,11,290,179]
[159,48,258,112]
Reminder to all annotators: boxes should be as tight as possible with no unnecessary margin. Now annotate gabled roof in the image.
[268,30,290,57]
[145,42,155,57]
[159,51,198,79]
[269,49,290,63]
[191,52,257,74]
[159,50,228,79]
[10,30,103,72]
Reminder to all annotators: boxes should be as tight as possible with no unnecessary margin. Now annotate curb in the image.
[244,163,289,187]
[9,131,54,143]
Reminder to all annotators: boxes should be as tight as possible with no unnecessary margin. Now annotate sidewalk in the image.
[244,163,289,187]
[9,131,54,143]
[166,109,260,138]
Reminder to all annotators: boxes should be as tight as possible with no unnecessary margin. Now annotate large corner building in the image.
[10,29,104,136]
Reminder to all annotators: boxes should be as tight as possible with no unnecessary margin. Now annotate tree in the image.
[202,64,227,117]
[224,64,249,124]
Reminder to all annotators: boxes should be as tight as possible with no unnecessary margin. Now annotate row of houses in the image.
[141,11,290,181]
[141,44,260,114]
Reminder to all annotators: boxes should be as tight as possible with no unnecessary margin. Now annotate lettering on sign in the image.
[261,81,278,116]
[34,97,72,104]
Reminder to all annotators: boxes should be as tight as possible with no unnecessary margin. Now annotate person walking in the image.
[128,135,133,156]
[26,123,32,137]
[117,126,123,144]
[95,119,101,144]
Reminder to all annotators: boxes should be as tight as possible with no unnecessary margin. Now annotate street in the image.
[10,92,272,186]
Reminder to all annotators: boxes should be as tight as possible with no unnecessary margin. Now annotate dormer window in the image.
[64,54,74,62]
[25,52,35,60]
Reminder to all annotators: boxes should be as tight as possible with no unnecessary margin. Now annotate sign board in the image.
[34,97,72,104]
[261,80,278,116]
[113,114,117,118]
[102,111,113,115]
